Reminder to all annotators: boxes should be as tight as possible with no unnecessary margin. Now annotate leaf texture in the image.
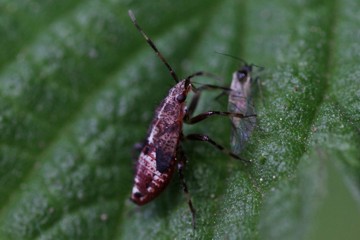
[0,0,359,239]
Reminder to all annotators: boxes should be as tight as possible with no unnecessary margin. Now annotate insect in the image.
[228,64,257,154]
[128,10,254,228]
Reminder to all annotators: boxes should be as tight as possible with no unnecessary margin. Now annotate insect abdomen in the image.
[131,144,176,205]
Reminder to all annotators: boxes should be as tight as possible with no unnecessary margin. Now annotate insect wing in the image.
[228,70,256,154]
[229,99,256,154]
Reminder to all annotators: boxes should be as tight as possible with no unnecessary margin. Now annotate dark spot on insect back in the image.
[156,148,173,173]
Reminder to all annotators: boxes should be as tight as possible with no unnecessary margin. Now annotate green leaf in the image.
[1,0,359,239]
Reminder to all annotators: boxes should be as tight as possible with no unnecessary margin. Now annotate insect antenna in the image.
[214,51,264,70]
[128,10,179,83]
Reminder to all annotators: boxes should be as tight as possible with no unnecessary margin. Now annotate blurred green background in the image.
[0,0,359,239]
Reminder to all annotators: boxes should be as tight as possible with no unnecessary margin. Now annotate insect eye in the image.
[176,93,186,103]
[237,71,247,82]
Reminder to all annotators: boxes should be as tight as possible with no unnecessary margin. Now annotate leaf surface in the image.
[0,0,359,239]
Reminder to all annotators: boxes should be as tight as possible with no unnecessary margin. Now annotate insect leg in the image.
[185,71,222,82]
[185,111,256,124]
[187,83,233,117]
[183,70,223,91]
[176,146,196,228]
[184,134,250,163]
[184,81,256,124]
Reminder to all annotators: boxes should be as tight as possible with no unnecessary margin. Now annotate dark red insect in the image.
[128,10,253,228]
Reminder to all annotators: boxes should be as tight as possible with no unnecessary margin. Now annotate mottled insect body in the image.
[228,65,257,154]
[128,10,252,227]
[131,80,190,204]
